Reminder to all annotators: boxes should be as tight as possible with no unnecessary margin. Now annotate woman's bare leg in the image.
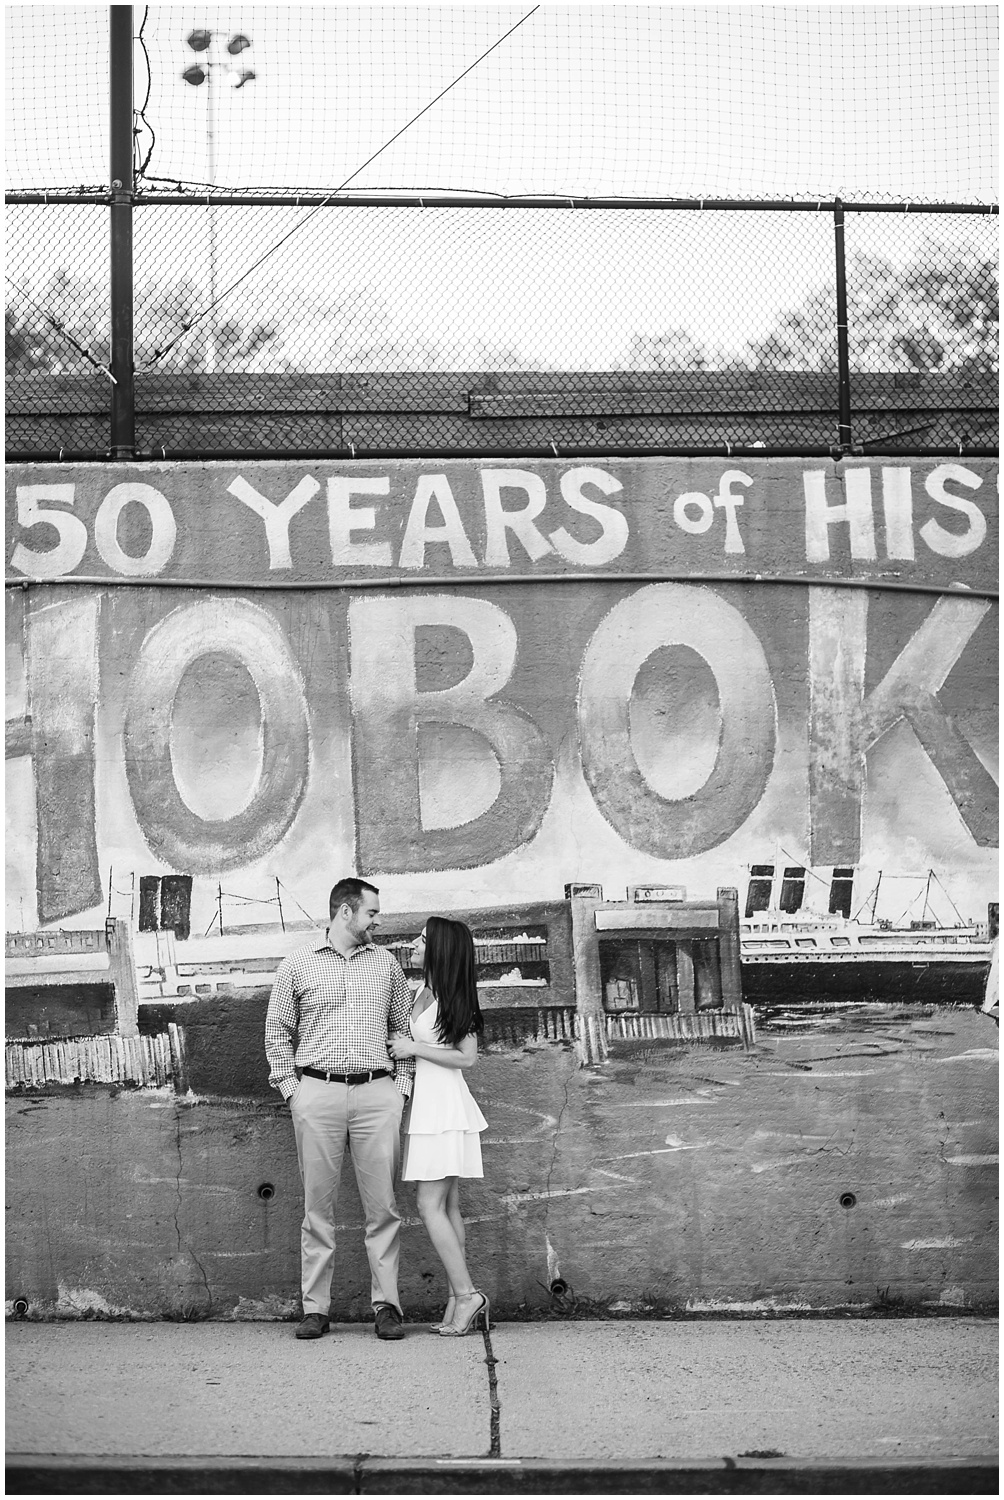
[446,1178,466,1258]
[436,1180,466,1326]
[416,1178,475,1305]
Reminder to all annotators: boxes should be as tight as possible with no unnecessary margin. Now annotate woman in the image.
[387,916,489,1336]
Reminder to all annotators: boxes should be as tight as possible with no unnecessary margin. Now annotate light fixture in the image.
[183,30,254,87]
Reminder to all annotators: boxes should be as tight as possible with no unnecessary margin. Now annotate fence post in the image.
[833,197,852,452]
[109,5,135,458]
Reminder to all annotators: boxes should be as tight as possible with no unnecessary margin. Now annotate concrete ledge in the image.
[4,1456,358,1495]
[364,1457,999,1494]
[7,1455,998,1495]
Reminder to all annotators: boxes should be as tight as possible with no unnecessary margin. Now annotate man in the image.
[265,877,415,1341]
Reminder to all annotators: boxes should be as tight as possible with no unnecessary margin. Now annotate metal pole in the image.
[206,42,217,372]
[833,197,853,452]
[7,190,999,213]
[109,5,135,457]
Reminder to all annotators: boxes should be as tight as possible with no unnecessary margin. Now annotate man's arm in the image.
[387,959,416,1097]
[264,959,299,1099]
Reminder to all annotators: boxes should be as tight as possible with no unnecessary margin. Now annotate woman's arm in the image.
[388,1033,477,1069]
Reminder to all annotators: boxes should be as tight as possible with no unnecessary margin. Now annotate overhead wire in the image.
[142,4,541,366]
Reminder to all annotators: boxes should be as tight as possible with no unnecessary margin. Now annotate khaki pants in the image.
[290,1073,405,1316]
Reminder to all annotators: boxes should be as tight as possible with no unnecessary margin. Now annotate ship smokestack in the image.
[829,868,854,919]
[779,867,805,913]
[745,864,774,918]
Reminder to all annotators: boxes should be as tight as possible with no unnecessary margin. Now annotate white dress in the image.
[401,991,487,1181]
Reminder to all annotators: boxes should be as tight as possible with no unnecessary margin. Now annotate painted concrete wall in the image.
[5,999,998,1318]
[5,456,998,1315]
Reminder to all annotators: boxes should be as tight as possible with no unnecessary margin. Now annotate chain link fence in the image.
[6,196,997,458]
[5,6,998,459]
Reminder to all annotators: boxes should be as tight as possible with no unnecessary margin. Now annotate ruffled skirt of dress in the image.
[401,1128,483,1180]
[401,1003,487,1180]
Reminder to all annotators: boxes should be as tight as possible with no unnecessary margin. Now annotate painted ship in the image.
[131,918,551,1007]
[122,865,994,1011]
[739,861,996,1005]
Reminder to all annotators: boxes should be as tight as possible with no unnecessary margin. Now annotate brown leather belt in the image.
[301,1067,392,1085]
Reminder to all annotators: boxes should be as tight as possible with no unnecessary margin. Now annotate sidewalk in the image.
[6,1317,998,1493]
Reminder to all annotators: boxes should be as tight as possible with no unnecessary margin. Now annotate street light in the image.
[182,30,255,371]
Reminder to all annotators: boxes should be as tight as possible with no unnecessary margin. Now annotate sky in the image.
[7,5,999,199]
[5,6,999,366]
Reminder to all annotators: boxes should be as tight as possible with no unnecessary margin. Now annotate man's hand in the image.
[387,1033,416,1059]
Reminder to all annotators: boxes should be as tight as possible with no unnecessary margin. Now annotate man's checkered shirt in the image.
[265,937,415,1100]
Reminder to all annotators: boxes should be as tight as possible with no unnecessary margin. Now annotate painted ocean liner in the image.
[739,860,996,1004]
[123,864,994,1010]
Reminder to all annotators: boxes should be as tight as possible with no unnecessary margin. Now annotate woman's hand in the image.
[387,1033,415,1060]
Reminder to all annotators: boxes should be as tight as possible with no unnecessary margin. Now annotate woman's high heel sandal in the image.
[439,1291,489,1337]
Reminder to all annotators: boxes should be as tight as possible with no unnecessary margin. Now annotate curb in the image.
[6,1454,999,1495]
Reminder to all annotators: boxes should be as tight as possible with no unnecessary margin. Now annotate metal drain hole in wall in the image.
[12,1298,29,1316]
[257,1183,275,1202]
[839,1192,857,1209]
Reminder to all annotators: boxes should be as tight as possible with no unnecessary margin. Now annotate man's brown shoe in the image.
[295,1313,330,1340]
[374,1303,405,1340]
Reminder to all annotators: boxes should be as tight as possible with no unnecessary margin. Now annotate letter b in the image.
[349,594,553,871]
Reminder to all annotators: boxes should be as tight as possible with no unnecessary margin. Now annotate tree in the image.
[616,329,715,371]
[6,273,543,374]
[739,242,998,375]
[8,240,996,380]
[613,242,998,375]
[5,269,108,375]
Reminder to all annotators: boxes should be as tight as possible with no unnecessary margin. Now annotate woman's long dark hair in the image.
[424,916,484,1047]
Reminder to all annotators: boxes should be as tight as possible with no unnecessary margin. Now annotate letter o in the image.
[578,584,776,857]
[673,491,714,534]
[94,483,177,576]
[124,598,310,870]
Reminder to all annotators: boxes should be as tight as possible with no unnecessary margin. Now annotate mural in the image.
[4,457,995,585]
[5,458,998,935]
[4,457,998,1318]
